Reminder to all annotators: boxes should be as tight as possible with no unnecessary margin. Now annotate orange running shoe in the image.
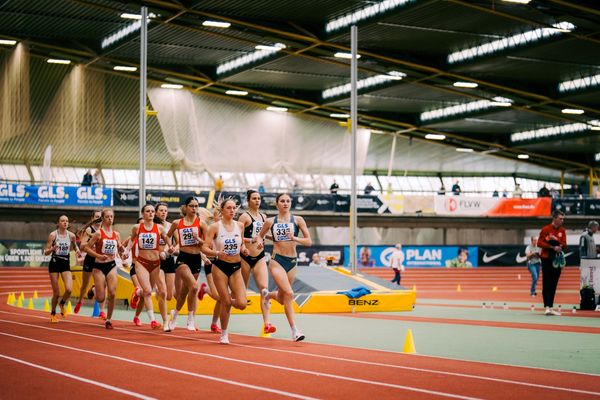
[133,316,142,326]
[198,282,207,301]
[150,320,162,330]
[74,301,82,314]
[210,323,222,333]
[130,288,140,309]
[98,311,107,320]
[263,323,277,334]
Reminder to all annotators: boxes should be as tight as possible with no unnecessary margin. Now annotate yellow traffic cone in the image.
[456,284,462,292]
[66,301,73,315]
[412,285,417,291]
[17,296,23,308]
[19,291,24,301]
[43,299,51,312]
[27,298,34,310]
[33,290,38,299]
[403,329,416,354]
[7,293,14,305]
[492,286,498,292]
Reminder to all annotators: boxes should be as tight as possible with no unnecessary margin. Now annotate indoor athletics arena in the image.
[1,0,600,398]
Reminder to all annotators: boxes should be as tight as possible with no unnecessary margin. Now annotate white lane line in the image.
[0,319,481,400]
[0,331,319,400]
[3,310,599,396]
[0,353,157,400]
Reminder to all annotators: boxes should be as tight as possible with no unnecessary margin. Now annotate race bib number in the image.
[252,221,264,239]
[273,223,292,242]
[139,233,157,250]
[223,238,239,256]
[180,227,198,246]
[102,239,117,255]
[55,242,70,256]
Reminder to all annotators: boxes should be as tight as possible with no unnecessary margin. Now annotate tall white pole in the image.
[350,25,358,275]
[387,134,397,176]
[139,6,148,210]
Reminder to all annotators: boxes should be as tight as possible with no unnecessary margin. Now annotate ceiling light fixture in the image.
[456,148,474,152]
[217,43,286,75]
[453,82,478,88]
[420,97,513,122]
[511,119,600,142]
[322,71,406,99]
[161,83,183,89]
[102,13,155,49]
[559,73,600,93]
[517,154,530,159]
[120,13,142,20]
[202,20,231,28]
[225,90,248,96]
[330,113,350,118]
[266,106,288,112]
[448,21,575,64]
[425,134,446,140]
[561,108,584,115]
[113,66,137,72]
[502,0,531,4]
[334,52,361,59]
[47,59,71,64]
[595,153,600,162]
[0,39,17,46]
[326,0,415,33]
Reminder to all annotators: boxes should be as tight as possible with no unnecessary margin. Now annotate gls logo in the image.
[77,187,104,200]
[38,186,66,199]
[0,183,26,197]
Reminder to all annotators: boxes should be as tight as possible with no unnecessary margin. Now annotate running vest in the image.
[215,221,242,256]
[96,228,117,256]
[53,230,71,257]
[137,222,159,251]
[178,217,201,248]
[243,212,265,239]
[271,215,299,242]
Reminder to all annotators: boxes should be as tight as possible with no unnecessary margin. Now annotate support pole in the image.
[350,25,358,275]
[139,6,148,210]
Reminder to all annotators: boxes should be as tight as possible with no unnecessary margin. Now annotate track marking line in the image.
[0,319,481,400]
[3,310,600,394]
[0,353,157,400]
[0,331,318,400]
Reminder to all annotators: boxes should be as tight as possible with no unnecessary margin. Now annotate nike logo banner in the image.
[478,246,579,267]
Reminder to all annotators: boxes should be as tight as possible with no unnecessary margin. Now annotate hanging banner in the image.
[478,245,579,267]
[348,245,478,268]
[435,196,551,217]
[113,189,209,208]
[0,183,111,207]
[0,240,50,267]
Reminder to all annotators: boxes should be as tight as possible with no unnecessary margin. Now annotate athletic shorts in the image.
[204,262,212,276]
[272,254,297,273]
[49,256,70,274]
[136,256,160,273]
[213,259,241,278]
[241,251,265,269]
[160,255,176,274]
[176,251,202,275]
[130,263,136,277]
[94,260,116,276]
[83,254,96,273]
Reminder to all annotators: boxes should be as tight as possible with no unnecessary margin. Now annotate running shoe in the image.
[98,311,107,320]
[74,301,82,314]
[210,323,222,334]
[261,288,271,310]
[186,320,197,331]
[163,323,171,333]
[50,314,58,324]
[168,310,177,331]
[293,329,305,342]
[130,288,140,309]
[198,282,207,301]
[263,323,277,334]
[105,320,113,329]
[59,302,66,317]
[150,320,162,330]
[86,286,95,300]
[219,333,229,344]
[133,316,142,326]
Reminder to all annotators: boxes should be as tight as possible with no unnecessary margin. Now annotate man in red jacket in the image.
[537,210,567,315]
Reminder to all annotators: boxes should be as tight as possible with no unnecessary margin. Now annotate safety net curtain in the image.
[148,87,372,187]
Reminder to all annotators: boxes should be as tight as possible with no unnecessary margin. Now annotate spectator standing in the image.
[579,220,599,260]
[258,182,266,194]
[492,190,499,197]
[329,180,339,194]
[502,189,508,198]
[451,180,461,195]
[538,184,550,198]
[214,175,224,192]
[92,169,103,186]
[571,184,583,198]
[364,182,375,195]
[525,236,541,297]
[513,183,523,198]
[537,210,567,316]
[389,244,404,285]
[81,170,92,186]
[595,186,600,199]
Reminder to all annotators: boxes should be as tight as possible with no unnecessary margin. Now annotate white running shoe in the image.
[293,329,305,342]
[261,288,271,310]
[219,333,229,344]
[549,308,561,316]
[186,319,197,331]
[163,322,171,333]
[168,310,176,331]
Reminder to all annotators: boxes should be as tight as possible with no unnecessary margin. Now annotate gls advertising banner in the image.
[478,245,579,267]
[347,245,479,268]
[0,183,112,207]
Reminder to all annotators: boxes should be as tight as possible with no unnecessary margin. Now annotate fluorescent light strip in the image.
[559,73,600,93]
[225,90,248,96]
[448,21,575,64]
[511,119,600,142]
[102,13,155,49]
[420,97,513,122]
[0,39,17,46]
[217,44,285,75]
[322,71,407,99]
[425,134,445,140]
[334,52,362,59]
[456,148,474,152]
[561,108,584,115]
[517,154,529,159]
[330,113,350,118]
[161,83,183,89]
[113,66,137,72]
[453,81,478,88]
[121,13,142,20]
[326,0,415,33]
[502,0,531,4]
[266,106,287,112]
[47,59,71,64]
[595,153,600,162]
[202,20,231,28]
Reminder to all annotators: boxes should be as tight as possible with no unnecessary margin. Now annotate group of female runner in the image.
[45,191,311,343]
